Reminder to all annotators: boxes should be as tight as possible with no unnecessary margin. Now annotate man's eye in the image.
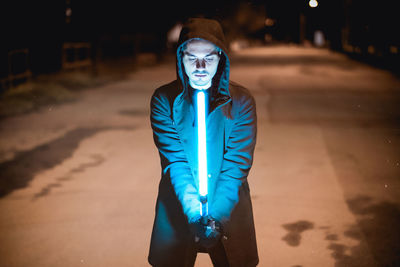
[205,57,214,62]
[188,57,196,61]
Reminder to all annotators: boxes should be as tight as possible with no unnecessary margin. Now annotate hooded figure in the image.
[148,18,258,267]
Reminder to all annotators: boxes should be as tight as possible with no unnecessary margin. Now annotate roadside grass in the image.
[48,71,107,91]
[0,52,162,119]
[0,71,105,119]
[0,81,75,118]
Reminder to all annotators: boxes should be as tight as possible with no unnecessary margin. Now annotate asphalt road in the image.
[0,45,399,267]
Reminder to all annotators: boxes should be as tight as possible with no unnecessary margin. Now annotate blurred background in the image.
[1,1,399,267]
[1,0,399,92]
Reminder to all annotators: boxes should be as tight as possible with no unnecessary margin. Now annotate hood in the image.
[176,18,231,101]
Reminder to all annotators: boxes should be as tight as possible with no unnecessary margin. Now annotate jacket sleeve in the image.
[150,90,201,223]
[210,93,257,224]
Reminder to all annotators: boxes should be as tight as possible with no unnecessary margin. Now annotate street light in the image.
[309,0,318,8]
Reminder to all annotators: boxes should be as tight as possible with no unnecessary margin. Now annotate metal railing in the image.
[1,49,32,90]
[61,42,92,70]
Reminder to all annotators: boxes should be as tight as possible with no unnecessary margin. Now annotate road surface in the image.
[0,45,399,267]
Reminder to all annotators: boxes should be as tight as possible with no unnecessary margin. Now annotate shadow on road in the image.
[32,154,105,200]
[0,126,135,198]
[342,195,400,267]
[119,108,149,117]
[321,196,400,267]
[282,220,314,247]
[281,196,400,266]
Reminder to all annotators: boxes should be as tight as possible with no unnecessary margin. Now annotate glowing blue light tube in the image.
[196,91,208,216]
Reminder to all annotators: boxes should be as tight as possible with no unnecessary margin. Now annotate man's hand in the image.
[191,216,222,248]
[189,215,204,239]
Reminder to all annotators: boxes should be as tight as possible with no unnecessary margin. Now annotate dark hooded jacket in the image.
[148,18,258,267]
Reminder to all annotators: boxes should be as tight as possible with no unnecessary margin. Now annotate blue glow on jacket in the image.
[150,36,256,225]
[149,18,258,266]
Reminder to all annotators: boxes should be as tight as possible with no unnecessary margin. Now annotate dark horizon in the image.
[5,0,398,45]
[2,0,399,79]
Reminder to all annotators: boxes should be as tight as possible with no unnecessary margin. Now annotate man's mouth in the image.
[194,73,207,77]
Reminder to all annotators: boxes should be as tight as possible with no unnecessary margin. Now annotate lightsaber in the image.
[196,90,208,217]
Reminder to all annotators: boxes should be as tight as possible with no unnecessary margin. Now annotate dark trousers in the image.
[153,240,230,267]
[205,240,230,267]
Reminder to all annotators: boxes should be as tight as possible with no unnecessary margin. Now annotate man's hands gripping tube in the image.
[190,215,223,248]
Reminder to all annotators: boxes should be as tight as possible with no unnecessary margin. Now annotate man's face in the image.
[182,39,221,89]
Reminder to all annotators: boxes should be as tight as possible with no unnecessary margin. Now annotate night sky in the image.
[4,0,336,44]
[4,0,398,46]
[2,0,398,75]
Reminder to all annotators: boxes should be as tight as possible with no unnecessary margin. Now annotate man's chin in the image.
[193,83,209,88]
[191,80,208,86]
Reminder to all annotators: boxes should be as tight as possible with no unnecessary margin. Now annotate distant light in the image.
[313,30,325,47]
[167,23,182,44]
[265,18,275,27]
[368,45,375,54]
[389,46,398,54]
[309,0,318,8]
[66,7,72,17]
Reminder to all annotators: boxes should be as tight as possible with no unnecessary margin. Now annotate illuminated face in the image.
[182,39,221,90]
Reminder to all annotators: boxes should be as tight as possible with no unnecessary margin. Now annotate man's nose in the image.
[196,58,206,69]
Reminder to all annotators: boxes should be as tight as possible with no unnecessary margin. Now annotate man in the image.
[148,18,258,267]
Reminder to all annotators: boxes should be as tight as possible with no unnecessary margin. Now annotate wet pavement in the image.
[0,45,399,267]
